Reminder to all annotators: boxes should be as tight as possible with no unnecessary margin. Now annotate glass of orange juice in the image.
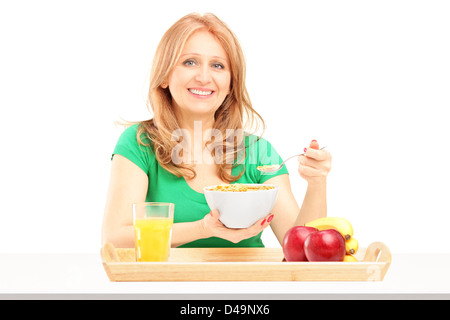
[133,202,174,262]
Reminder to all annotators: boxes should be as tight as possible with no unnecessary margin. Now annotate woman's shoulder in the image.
[119,123,139,138]
[117,123,152,146]
[243,133,284,164]
[244,133,273,149]
[114,122,155,154]
[113,122,155,173]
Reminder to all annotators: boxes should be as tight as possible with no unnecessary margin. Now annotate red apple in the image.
[304,229,346,261]
[282,226,318,261]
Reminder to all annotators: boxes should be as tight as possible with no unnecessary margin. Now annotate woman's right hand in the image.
[200,209,273,243]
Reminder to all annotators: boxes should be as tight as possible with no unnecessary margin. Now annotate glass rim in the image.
[132,202,175,221]
[133,202,175,207]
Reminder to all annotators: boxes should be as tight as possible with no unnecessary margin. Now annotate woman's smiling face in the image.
[167,29,231,121]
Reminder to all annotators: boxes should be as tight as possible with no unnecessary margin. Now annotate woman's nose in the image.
[194,65,212,84]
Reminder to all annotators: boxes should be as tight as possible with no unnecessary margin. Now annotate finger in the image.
[226,225,263,243]
[209,209,220,219]
[298,164,322,177]
[241,214,272,236]
[305,148,330,161]
[298,154,320,169]
[309,139,319,150]
[257,213,274,229]
[259,213,274,225]
[225,214,273,243]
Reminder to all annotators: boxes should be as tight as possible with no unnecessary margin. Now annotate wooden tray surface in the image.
[101,241,391,282]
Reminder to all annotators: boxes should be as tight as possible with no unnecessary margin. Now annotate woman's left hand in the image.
[297,140,332,185]
[201,209,273,244]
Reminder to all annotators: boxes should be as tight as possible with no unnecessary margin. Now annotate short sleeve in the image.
[244,135,289,183]
[112,124,154,175]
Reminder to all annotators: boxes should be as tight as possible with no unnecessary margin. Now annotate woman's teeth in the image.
[189,89,213,96]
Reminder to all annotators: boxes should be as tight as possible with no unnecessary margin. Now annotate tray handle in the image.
[363,241,392,264]
[363,242,392,281]
[101,242,120,263]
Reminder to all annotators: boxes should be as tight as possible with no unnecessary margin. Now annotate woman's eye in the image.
[183,59,197,66]
[212,63,224,69]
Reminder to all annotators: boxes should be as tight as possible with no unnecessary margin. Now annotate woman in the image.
[102,13,331,249]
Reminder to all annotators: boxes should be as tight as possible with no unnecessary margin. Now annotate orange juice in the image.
[134,217,173,262]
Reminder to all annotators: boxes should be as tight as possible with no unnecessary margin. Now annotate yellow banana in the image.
[343,255,358,262]
[305,217,353,240]
[345,237,359,255]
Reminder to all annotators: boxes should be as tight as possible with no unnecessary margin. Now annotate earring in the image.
[161,82,168,89]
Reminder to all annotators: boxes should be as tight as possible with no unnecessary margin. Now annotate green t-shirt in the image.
[112,124,288,248]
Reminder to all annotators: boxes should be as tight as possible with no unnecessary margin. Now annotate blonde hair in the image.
[138,12,265,182]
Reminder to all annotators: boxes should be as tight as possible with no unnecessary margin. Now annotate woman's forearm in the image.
[102,224,135,249]
[171,220,210,247]
[295,180,327,226]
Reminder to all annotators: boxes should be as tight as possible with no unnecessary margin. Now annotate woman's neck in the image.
[175,114,216,165]
[177,113,214,133]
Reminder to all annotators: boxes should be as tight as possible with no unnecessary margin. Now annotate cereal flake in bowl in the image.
[203,183,279,229]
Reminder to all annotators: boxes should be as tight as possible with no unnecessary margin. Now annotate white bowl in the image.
[203,184,279,229]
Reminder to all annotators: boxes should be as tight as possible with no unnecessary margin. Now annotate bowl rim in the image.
[203,183,279,193]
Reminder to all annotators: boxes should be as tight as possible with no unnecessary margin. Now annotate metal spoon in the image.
[257,146,327,173]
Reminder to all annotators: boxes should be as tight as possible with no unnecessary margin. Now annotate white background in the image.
[1,0,449,254]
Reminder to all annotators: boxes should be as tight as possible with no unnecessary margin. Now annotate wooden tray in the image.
[101,241,391,282]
